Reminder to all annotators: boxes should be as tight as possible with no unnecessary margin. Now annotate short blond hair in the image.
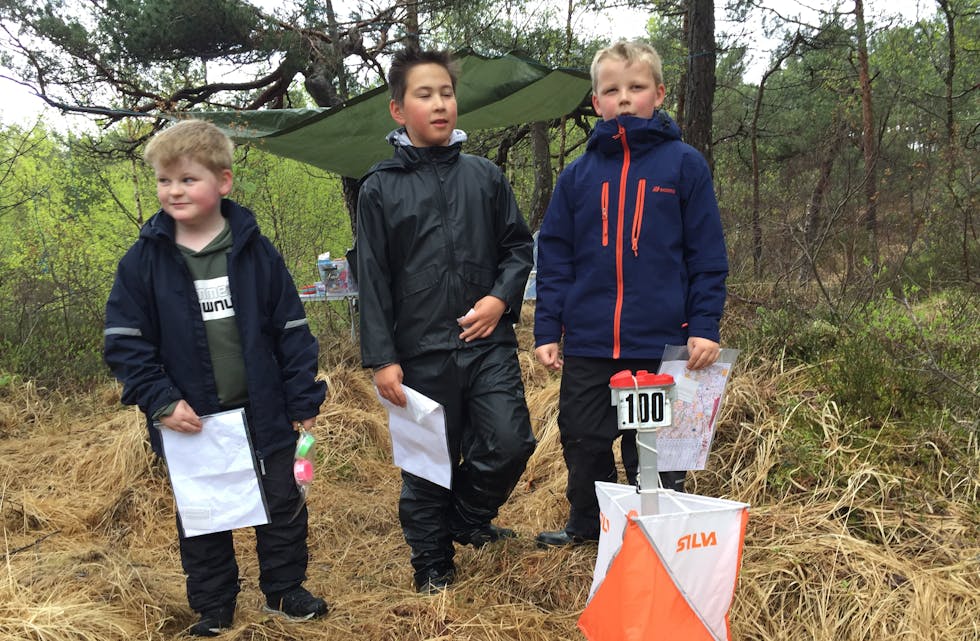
[143,119,235,173]
[590,41,664,92]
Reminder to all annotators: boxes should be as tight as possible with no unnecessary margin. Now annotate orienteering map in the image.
[655,346,740,471]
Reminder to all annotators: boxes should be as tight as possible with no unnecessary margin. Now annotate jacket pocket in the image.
[460,261,495,307]
[460,261,494,287]
[395,264,440,301]
[601,181,609,247]
[631,178,646,256]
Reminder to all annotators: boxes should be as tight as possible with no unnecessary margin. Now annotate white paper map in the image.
[655,345,740,471]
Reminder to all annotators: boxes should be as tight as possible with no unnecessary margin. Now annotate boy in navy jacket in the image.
[104,120,328,635]
[356,48,536,593]
[533,41,728,547]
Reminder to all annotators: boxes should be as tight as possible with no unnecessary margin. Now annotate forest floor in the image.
[1,318,977,641]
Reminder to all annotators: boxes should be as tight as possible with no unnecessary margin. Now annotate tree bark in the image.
[528,121,553,232]
[683,0,715,167]
[854,0,879,269]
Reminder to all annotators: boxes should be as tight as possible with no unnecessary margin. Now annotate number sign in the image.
[616,389,671,430]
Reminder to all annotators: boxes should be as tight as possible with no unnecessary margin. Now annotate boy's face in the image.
[154,156,232,229]
[592,58,666,121]
[389,63,458,147]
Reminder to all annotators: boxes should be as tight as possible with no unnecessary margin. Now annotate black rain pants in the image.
[176,442,309,613]
[558,356,686,538]
[398,343,536,574]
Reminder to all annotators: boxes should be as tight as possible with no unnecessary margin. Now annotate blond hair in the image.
[143,119,235,173]
[590,41,664,92]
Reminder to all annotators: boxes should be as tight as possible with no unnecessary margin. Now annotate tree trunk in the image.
[528,121,553,232]
[675,5,689,130]
[683,0,715,167]
[750,34,801,278]
[800,111,846,284]
[937,0,972,282]
[854,0,879,269]
[402,0,420,49]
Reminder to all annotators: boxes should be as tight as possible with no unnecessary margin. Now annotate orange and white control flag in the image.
[579,482,749,641]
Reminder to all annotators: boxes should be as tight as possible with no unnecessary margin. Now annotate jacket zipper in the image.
[431,159,462,333]
[612,125,630,360]
[631,178,646,256]
[601,181,609,246]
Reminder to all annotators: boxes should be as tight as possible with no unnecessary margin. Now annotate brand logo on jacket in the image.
[652,185,677,194]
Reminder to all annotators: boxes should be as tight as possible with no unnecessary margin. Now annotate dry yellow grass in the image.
[1,322,977,640]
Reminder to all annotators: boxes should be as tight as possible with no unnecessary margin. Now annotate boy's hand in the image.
[686,337,721,371]
[374,363,407,408]
[534,343,563,370]
[295,418,317,431]
[160,400,202,433]
[458,295,506,342]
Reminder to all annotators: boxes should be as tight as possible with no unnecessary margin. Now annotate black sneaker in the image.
[189,607,234,637]
[454,523,518,548]
[535,528,599,548]
[414,564,457,594]
[263,586,329,621]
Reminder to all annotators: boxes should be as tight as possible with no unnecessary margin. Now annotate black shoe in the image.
[262,586,329,621]
[414,564,457,594]
[189,607,234,637]
[535,528,599,548]
[454,524,518,548]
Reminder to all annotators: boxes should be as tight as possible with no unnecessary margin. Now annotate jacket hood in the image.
[587,111,682,156]
[140,199,260,254]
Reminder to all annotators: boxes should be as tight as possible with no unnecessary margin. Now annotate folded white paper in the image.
[377,386,453,489]
[158,409,270,537]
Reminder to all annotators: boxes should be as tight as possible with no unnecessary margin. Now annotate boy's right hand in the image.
[159,400,202,433]
[374,363,407,408]
[534,343,563,371]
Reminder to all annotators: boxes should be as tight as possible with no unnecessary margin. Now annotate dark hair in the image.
[388,48,458,103]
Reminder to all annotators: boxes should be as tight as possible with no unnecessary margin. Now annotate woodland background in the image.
[0,1,977,640]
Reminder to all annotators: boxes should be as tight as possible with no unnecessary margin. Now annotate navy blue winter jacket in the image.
[534,113,728,360]
[104,199,326,457]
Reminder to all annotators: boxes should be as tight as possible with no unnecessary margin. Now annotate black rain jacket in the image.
[356,129,533,368]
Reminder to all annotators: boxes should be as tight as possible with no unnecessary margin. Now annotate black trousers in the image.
[399,343,536,574]
[558,356,686,538]
[176,443,308,613]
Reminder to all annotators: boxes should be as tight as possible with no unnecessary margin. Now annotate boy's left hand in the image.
[686,337,721,370]
[458,296,506,342]
[295,418,316,431]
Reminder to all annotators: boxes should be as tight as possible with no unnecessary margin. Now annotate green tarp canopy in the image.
[191,50,592,178]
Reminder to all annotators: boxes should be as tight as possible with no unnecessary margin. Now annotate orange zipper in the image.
[601,182,609,246]
[631,179,646,256]
[612,125,630,360]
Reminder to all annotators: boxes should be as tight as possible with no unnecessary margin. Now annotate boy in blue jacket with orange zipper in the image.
[533,41,729,547]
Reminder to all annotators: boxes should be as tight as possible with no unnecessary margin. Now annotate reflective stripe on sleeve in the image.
[104,327,142,337]
[283,318,309,330]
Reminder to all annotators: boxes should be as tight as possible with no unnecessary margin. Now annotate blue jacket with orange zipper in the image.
[534,112,728,360]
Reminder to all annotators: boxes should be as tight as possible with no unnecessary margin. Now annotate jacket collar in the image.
[140,199,259,254]
[383,127,468,169]
[587,111,682,156]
